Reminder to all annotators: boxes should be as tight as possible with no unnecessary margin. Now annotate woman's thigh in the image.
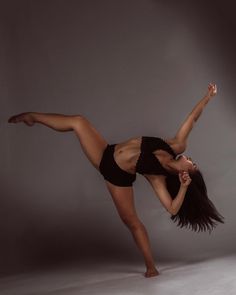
[105,180,139,223]
[73,116,108,170]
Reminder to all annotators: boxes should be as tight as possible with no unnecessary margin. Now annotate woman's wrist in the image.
[204,93,212,102]
[180,184,189,190]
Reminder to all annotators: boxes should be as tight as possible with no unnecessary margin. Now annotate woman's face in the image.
[178,155,198,173]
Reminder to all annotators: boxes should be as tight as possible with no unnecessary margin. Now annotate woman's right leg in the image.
[8,112,108,170]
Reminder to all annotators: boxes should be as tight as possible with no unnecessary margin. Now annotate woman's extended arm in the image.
[174,83,217,145]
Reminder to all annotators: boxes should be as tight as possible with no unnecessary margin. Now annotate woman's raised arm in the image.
[174,83,217,147]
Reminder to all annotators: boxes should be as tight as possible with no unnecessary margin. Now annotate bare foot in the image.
[8,112,35,126]
[144,268,160,278]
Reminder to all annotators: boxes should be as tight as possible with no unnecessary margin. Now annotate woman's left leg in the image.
[105,180,160,278]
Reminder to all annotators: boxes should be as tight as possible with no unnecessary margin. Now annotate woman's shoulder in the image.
[163,137,186,155]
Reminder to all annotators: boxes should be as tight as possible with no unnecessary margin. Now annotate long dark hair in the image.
[166,170,225,234]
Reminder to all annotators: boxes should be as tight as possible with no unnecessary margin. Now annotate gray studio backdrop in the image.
[1,0,236,275]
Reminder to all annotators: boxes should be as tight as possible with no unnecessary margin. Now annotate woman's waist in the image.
[113,144,142,174]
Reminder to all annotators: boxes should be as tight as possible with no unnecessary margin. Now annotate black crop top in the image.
[135,136,177,176]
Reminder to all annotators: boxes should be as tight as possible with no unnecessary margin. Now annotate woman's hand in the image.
[206,83,217,98]
[179,171,192,187]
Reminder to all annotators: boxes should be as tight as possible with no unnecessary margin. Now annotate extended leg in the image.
[9,112,78,131]
[8,112,108,169]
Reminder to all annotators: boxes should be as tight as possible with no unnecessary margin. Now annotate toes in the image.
[8,116,16,123]
[144,269,160,278]
[8,115,21,123]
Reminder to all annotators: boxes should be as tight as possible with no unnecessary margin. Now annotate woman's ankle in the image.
[145,261,157,270]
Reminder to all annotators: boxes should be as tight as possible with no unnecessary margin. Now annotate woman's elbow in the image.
[168,207,178,216]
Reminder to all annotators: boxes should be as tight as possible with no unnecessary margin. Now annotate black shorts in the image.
[99,144,136,187]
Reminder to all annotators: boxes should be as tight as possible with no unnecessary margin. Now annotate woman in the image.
[8,83,224,278]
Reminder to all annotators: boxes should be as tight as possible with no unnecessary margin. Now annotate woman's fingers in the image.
[179,171,191,186]
[214,84,217,94]
[207,83,217,96]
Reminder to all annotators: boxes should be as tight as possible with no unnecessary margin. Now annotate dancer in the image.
[8,83,224,278]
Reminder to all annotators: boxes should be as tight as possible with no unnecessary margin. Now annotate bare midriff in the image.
[113,136,143,174]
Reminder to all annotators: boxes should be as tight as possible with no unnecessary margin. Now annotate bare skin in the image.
[8,112,194,278]
[8,112,160,277]
[8,83,217,278]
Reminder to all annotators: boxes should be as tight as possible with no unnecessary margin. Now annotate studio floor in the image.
[0,254,235,295]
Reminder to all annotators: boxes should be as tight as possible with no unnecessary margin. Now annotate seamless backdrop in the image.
[1,0,236,275]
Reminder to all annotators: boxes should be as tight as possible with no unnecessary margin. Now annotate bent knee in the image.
[72,115,89,130]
